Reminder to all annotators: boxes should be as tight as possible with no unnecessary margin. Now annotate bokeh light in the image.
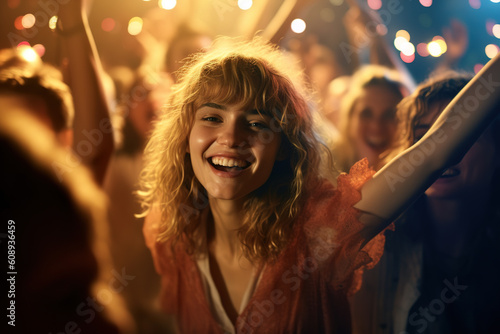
[400,52,415,63]
[469,0,481,9]
[14,16,24,30]
[49,16,58,30]
[7,0,20,9]
[396,29,410,41]
[101,18,116,32]
[486,19,496,35]
[367,0,382,10]
[433,36,447,54]
[493,24,500,39]
[485,44,499,58]
[419,0,432,7]
[238,0,252,10]
[19,46,38,62]
[417,43,430,57]
[32,44,46,57]
[128,17,143,36]
[22,13,36,29]
[159,0,176,10]
[491,0,500,3]
[427,41,442,57]
[401,42,415,56]
[17,41,30,48]
[394,37,409,51]
[329,0,344,5]
[291,19,306,34]
[474,63,484,73]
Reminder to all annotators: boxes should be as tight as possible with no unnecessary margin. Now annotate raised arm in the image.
[343,0,416,90]
[355,53,500,239]
[58,0,113,186]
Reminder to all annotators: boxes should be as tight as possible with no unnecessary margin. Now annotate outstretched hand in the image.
[443,20,469,64]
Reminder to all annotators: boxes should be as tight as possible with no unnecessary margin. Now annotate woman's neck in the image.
[208,198,246,260]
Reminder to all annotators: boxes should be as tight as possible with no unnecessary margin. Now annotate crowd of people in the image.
[2,0,500,333]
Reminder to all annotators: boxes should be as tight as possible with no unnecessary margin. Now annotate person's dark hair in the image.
[0,47,74,132]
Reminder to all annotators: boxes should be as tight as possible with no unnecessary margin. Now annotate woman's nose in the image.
[217,123,245,147]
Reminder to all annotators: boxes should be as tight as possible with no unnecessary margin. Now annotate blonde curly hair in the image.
[138,37,334,261]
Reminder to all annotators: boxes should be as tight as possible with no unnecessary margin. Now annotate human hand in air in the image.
[343,0,384,49]
[443,20,469,65]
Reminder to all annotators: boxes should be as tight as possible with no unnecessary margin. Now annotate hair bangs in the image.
[193,56,286,120]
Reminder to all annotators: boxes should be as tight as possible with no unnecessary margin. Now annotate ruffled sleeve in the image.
[302,158,393,295]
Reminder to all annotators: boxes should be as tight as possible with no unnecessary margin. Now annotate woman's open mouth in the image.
[365,136,388,150]
[208,157,251,173]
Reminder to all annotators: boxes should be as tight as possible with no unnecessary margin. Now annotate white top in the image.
[196,256,262,334]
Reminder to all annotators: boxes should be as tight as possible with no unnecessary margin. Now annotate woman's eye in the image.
[249,121,268,130]
[202,116,221,122]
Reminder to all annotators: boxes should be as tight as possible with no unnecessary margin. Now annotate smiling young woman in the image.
[138,37,500,333]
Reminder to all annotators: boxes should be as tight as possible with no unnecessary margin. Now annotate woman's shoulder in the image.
[302,158,375,215]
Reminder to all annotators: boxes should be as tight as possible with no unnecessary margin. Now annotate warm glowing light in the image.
[17,41,30,48]
[419,0,432,7]
[329,0,344,5]
[469,0,481,9]
[101,18,116,32]
[435,39,447,54]
[22,13,36,29]
[400,52,415,63]
[401,42,415,56]
[128,17,143,36]
[474,64,484,74]
[14,16,24,30]
[367,0,382,10]
[417,43,430,57]
[485,44,499,58]
[395,30,410,41]
[8,0,21,9]
[427,41,442,57]
[394,37,409,51]
[493,24,500,39]
[238,0,252,10]
[159,0,176,10]
[19,46,38,62]
[486,20,496,35]
[491,0,500,3]
[291,19,306,34]
[49,16,58,30]
[32,44,46,57]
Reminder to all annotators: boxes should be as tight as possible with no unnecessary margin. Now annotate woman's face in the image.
[349,85,401,159]
[188,102,282,202]
[415,101,498,199]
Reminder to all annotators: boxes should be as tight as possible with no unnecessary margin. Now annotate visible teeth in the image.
[441,169,457,176]
[211,156,248,168]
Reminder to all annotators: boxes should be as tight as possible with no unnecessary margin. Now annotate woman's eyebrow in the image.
[248,109,272,118]
[201,102,226,110]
